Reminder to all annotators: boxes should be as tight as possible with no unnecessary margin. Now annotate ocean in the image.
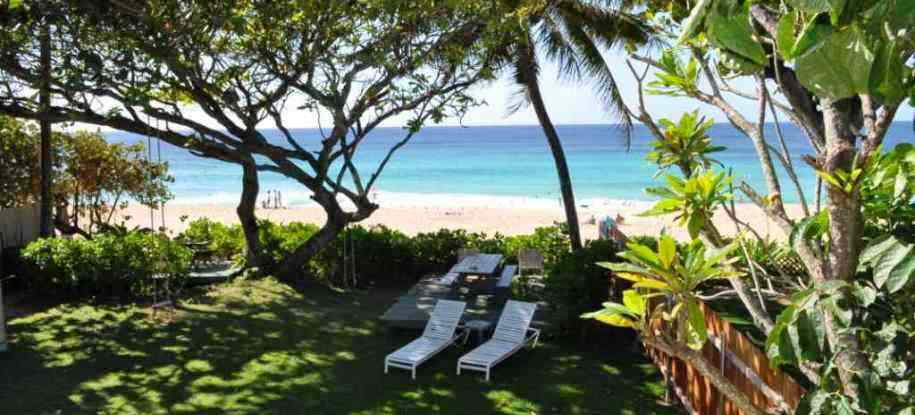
[106,122,914,207]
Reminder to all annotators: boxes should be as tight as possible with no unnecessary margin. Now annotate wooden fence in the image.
[648,302,805,415]
[0,205,41,250]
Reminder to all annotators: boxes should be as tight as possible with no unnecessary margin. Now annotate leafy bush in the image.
[538,239,620,331]
[21,232,192,299]
[862,143,915,240]
[178,218,245,260]
[0,115,172,233]
[173,218,618,327]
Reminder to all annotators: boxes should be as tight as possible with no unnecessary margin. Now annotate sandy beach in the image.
[122,192,800,241]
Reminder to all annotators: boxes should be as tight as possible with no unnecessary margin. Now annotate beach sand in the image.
[122,193,801,242]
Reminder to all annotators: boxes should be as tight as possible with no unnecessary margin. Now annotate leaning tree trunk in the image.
[275,214,346,286]
[526,78,583,251]
[237,158,264,268]
[273,186,362,285]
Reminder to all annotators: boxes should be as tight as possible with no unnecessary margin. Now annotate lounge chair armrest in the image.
[525,327,541,347]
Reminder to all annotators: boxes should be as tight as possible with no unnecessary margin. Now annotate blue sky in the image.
[452,51,915,127]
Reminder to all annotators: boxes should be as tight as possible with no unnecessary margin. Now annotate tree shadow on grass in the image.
[0,278,680,414]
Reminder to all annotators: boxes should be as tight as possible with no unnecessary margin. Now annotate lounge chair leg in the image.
[384,362,388,374]
[456,363,461,375]
[412,367,416,380]
[485,368,490,382]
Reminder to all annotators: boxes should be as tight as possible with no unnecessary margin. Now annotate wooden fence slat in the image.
[646,301,805,415]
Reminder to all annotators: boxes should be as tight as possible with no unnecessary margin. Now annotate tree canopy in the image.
[0,115,172,235]
[0,0,512,276]
[599,0,915,413]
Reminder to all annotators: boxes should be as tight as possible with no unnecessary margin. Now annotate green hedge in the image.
[175,219,620,328]
[177,219,581,284]
[21,232,192,299]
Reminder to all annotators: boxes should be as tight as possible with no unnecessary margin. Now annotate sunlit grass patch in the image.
[2,278,679,414]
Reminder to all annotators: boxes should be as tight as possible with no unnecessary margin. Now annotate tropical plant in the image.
[647,110,724,176]
[861,143,915,237]
[644,49,701,97]
[501,0,652,251]
[642,170,733,240]
[582,236,768,414]
[621,0,915,405]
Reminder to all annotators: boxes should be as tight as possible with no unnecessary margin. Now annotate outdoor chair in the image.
[384,299,467,379]
[456,300,539,381]
[518,249,544,277]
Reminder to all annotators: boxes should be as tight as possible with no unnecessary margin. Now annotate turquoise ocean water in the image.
[106,122,913,206]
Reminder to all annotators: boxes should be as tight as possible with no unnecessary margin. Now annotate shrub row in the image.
[177,219,621,329]
[19,219,621,329]
[21,232,192,299]
[177,218,583,284]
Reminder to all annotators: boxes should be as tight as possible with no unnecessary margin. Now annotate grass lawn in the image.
[1,278,678,414]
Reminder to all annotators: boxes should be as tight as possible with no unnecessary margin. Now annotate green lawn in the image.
[1,278,678,414]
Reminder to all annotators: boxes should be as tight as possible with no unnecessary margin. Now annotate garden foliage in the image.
[21,232,191,299]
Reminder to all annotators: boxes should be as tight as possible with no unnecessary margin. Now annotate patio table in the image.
[451,253,503,276]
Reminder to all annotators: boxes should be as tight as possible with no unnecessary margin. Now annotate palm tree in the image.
[504,0,651,250]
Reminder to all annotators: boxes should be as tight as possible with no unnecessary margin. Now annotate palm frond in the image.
[549,2,635,135]
[506,37,540,116]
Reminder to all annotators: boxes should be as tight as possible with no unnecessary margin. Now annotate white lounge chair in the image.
[384,299,467,379]
[456,300,540,381]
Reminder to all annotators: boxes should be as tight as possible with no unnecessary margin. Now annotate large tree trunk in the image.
[526,77,583,251]
[275,214,346,286]
[238,159,263,268]
[38,21,53,238]
[819,99,871,397]
[274,187,354,285]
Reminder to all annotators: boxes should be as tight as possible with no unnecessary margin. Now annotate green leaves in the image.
[795,27,873,99]
[788,0,832,14]
[658,236,676,269]
[588,236,741,351]
[776,10,799,57]
[766,287,833,368]
[647,110,723,176]
[582,292,645,329]
[685,297,707,350]
[581,300,640,328]
[789,13,834,59]
[870,40,910,104]
[676,0,713,44]
[645,49,700,97]
[790,210,829,251]
[704,5,767,67]
[642,170,733,240]
[860,236,915,293]
[623,289,647,316]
